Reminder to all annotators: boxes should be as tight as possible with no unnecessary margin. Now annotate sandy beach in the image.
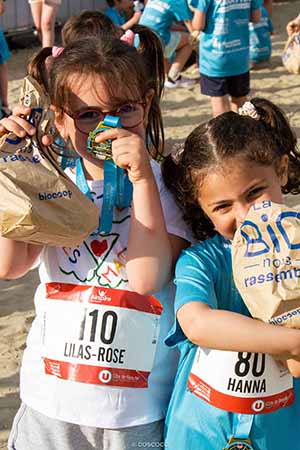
[1,1,300,447]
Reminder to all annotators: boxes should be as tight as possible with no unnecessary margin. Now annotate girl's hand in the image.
[0,105,53,146]
[286,16,300,36]
[95,128,153,184]
[0,106,36,138]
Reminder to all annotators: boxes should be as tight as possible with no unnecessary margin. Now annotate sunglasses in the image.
[64,101,146,135]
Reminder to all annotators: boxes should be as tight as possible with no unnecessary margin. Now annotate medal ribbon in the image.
[76,115,132,235]
[223,414,254,449]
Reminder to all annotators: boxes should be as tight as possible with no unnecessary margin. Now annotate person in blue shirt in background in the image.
[249,5,273,68]
[105,0,142,29]
[140,0,196,88]
[192,0,262,116]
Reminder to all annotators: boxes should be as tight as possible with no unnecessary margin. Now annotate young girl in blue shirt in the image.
[161,98,300,450]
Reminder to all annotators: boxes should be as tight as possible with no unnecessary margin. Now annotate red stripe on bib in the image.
[45,283,163,315]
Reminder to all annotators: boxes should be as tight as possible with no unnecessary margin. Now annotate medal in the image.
[223,414,256,450]
[223,437,254,450]
[87,115,120,161]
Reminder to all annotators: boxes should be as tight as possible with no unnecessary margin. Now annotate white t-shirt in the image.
[20,161,192,428]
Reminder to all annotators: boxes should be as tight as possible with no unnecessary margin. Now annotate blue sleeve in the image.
[173,0,193,21]
[251,0,262,11]
[174,248,218,312]
[165,246,218,347]
[105,8,124,26]
[190,0,211,13]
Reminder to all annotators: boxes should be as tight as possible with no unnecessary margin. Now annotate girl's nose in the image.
[235,203,250,228]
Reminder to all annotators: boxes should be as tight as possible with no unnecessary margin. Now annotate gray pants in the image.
[8,403,165,450]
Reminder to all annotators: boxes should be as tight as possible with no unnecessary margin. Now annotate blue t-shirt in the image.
[164,234,300,450]
[139,0,192,46]
[104,6,126,26]
[191,0,262,76]
[249,6,273,62]
[0,29,11,64]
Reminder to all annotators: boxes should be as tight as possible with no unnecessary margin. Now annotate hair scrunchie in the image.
[52,46,64,58]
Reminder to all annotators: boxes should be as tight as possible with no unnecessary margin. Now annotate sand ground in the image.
[1,2,300,447]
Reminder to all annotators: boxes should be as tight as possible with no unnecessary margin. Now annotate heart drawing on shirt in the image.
[91,239,108,257]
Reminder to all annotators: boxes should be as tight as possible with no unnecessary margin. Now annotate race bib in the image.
[188,348,294,414]
[41,283,162,388]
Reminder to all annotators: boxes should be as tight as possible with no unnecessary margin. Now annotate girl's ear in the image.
[143,88,155,126]
[277,154,289,187]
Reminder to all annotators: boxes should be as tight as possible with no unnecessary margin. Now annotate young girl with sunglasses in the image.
[0,35,191,450]
[159,98,300,450]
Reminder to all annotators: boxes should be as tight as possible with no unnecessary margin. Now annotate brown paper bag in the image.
[232,201,300,328]
[282,32,300,74]
[0,75,99,246]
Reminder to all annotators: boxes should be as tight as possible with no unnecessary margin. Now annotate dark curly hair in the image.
[162,98,300,241]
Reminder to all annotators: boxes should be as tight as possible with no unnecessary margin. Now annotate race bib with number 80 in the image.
[188,347,294,414]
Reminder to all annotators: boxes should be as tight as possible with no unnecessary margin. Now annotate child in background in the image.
[160,98,300,450]
[28,0,61,47]
[249,5,273,68]
[105,0,142,29]
[2,34,191,450]
[124,1,145,24]
[192,0,261,116]
[62,10,121,45]
[140,0,196,88]
[0,0,11,117]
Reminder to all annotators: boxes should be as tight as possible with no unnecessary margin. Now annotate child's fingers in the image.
[112,149,131,169]
[0,123,7,136]
[12,105,31,117]
[0,116,36,137]
[94,128,131,143]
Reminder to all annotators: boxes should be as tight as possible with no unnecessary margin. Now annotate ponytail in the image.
[251,97,300,194]
[132,24,165,159]
[162,137,215,241]
[27,47,53,92]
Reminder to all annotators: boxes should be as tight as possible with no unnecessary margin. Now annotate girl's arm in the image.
[192,10,206,31]
[126,172,188,294]
[184,20,194,34]
[97,127,189,295]
[178,301,300,370]
[0,237,43,279]
[121,12,142,30]
[250,8,261,23]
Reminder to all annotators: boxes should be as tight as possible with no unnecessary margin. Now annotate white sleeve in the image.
[151,161,195,244]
